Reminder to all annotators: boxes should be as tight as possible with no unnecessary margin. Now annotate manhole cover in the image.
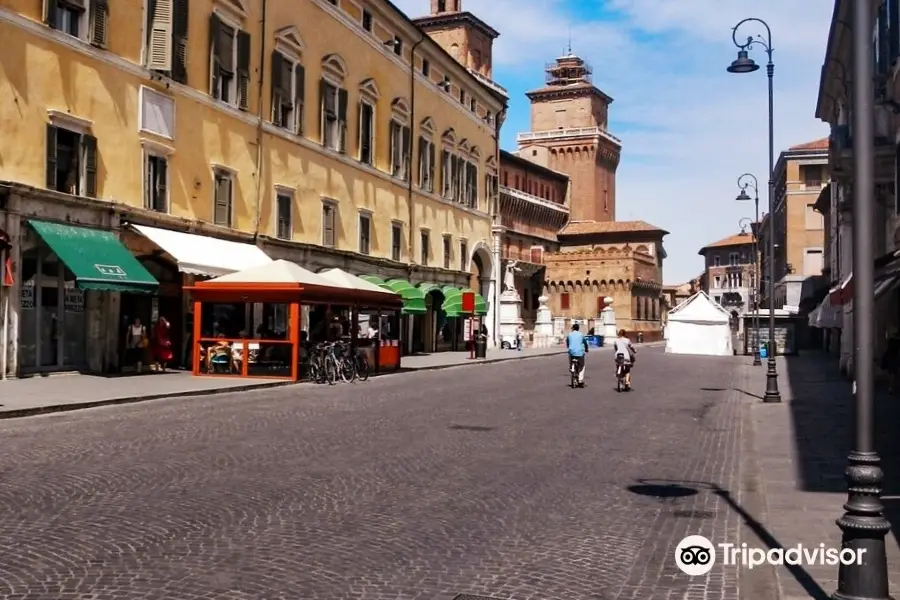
[448,424,495,432]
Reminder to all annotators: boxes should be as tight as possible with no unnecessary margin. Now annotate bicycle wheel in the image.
[325,357,338,385]
[309,361,321,383]
[339,357,356,383]
[356,355,370,381]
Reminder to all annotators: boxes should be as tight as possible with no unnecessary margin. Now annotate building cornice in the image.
[411,11,500,39]
[526,85,613,105]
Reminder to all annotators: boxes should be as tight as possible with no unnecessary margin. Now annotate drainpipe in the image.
[407,35,426,268]
[252,0,269,241]
[491,107,507,347]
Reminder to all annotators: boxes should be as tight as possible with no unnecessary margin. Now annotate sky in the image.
[393,0,834,285]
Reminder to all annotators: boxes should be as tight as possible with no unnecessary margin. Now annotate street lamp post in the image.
[833,2,891,598]
[726,17,781,402]
[737,174,762,366]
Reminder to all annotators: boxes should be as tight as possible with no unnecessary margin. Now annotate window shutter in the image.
[428,142,435,191]
[157,158,168,211]
[318,79,327,142]
[90,0,110,47]
[417,137,425,187]
[294,63,305,133]
[148,0,173,70]
[402,126,411,179]
[45,125,58,190]
[388,121,397,172]
[42,0,56,27]
[237,31,251,110]
[82,134,98,198]
[271,51,283,95]
[215,177,231,226]
[171,0,189,83]
[208,13,221,92]
[337,88,349,152]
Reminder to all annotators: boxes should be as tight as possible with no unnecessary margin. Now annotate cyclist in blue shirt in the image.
[566,323,589,387]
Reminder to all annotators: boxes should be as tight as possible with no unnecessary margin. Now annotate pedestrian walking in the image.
[516,324,524,351]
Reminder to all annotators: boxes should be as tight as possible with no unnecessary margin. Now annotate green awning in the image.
[359,275,386,287]
[417,282,444,296]
[29,220,159,294]
[384,279,427,314]
[441,285,461,297]
[442,288,488,316]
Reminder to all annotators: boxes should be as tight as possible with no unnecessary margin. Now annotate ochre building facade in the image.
[0,0,507,376]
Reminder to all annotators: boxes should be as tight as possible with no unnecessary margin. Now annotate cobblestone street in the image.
[0,347,747,600]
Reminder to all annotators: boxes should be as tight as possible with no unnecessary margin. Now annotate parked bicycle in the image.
[308,342,338,385]
[306,341,371,384]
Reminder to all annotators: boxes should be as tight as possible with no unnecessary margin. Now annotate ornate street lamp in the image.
[832,3,891,599]
[726,18,780,402]
[737,176,762,366]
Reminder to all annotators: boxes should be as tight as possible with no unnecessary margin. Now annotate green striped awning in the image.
[417,282,443,296]
[359,275,387,287]
[442,288,488,316]
[384,279,427,314]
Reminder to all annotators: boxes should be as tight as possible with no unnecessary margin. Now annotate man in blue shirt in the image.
[566,323,589,387]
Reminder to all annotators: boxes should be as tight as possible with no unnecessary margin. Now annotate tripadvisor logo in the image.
[675,535,866,575]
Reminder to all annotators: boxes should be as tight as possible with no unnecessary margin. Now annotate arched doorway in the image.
[470,243,495,345]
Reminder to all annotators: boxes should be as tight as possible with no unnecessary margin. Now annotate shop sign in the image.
[20,286,34,310]
[95,264,127,278]
[64,289,84,313]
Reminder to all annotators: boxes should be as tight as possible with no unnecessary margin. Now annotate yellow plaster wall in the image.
[0,0,501,267]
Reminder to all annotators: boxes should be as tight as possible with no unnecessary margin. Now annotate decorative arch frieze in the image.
[322,53,348,82]
[359,78,380,100]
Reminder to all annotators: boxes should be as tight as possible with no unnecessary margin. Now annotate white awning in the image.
[129,224,273,277]
[209,259,333,286]
[317,268,398,297]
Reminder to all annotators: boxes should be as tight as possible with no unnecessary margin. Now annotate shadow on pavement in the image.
[782,352,900,551]
[628,477,828,599]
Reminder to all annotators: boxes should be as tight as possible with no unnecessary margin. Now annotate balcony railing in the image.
[517,126,622,147]
[467,69,508,97]
[500,185,569,214]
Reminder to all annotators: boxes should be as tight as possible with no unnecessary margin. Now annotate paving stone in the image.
[0,347,741,600]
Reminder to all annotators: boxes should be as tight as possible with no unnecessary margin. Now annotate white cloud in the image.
[393,0,833,284]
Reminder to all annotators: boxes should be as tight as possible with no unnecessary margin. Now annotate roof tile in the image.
[559,220,669,236]
[789,137,829,151]
[700,232,755,253]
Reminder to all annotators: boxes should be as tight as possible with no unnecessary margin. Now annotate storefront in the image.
[17,220,159,374]
[187,260,403,382]
[360,277,427,356]
[122,223,274,370]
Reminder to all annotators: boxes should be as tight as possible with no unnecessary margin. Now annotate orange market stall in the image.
[185,260,402,382]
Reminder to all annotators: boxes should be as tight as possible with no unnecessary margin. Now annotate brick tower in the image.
[412,0,499,79]
[516,53,621,222]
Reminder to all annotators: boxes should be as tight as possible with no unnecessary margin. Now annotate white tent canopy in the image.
[208,259,335,287]
[317,268,397,296]
[665,291,733,356]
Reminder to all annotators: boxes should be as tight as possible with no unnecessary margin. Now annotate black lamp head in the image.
[736,189,752,202]
[727,50,759,74]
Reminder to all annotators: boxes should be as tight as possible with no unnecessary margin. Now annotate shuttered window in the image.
[271,52,304,133]
[389,121,411,180]
[209,14,250,109]
[420,231,430,266]
[459,241,467,271]
[417,138,435,192]
[146,0,188,82]
[320,81,348,152]
[359,214,371,255]
[213,170,233,227]
[441,150,451,197]
[145,154,168,212]
[391,224,402,262]
[443,236,451,269]
[358,102,374,164]
[45,125,97,199]
[322,203,336,247]
[276,193,292,239]
[44,0,85,38]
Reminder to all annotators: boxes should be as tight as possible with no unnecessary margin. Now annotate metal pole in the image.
[833,1,891,597]
[763,52,781,402]
[753,194,762,366]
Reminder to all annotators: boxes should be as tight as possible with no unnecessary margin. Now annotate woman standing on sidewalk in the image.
[126,317,147,373]
[153,316,173,372]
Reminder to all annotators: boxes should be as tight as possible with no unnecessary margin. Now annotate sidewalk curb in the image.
[0,348,601,419]
[0,380,295,420]
[401,349,569,373]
